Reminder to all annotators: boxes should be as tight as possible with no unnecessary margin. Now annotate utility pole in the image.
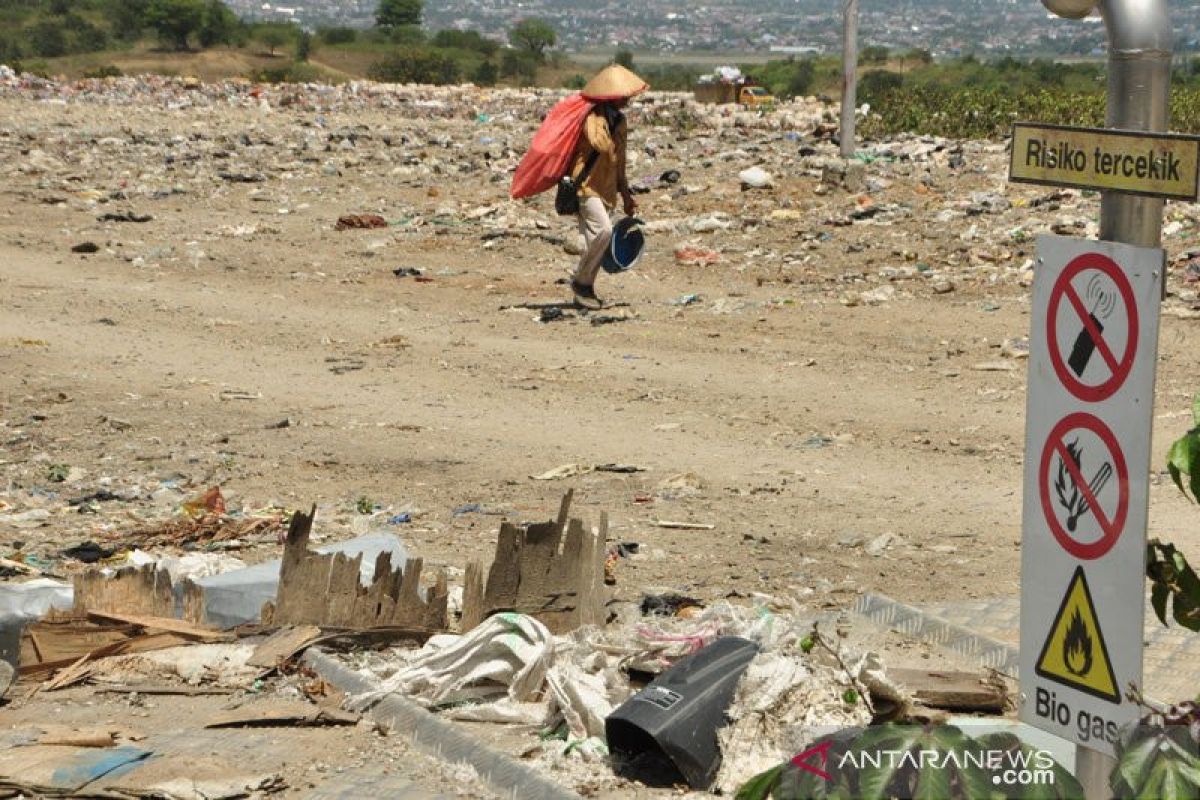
[840,0,859,158]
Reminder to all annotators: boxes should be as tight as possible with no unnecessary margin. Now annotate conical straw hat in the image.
[581,64,649,101]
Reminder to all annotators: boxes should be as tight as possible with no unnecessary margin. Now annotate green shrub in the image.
[318,26,357,45]
[368,48,460,85]
[431,28,496,57]
[83,63,123,78]
[472,59,497,86]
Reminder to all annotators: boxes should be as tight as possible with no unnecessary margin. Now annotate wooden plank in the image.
[94,684,234,696]
[84,611,227,641]
[205,700,359,728]
[247,625,323,668]
[887,668,1008,713]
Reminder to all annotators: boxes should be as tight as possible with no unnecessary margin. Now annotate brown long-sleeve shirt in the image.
[570,108,627,210]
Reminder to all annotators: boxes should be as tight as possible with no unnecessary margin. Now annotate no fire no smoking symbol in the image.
[1046,252,1138,403]
[1039,413,1130,560]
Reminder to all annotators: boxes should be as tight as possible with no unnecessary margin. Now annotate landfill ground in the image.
[4,74,1200,795]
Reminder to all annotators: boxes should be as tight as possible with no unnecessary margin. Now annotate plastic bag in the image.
[511,94,594,200]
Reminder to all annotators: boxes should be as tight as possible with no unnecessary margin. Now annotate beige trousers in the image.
[573,196,612,288]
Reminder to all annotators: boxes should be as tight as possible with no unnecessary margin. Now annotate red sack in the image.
[511,93,595,200]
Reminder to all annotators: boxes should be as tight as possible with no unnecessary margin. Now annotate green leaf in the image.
[1173,589,1200,632]
[1168,437,1193,501]
[913,757,951,800]
[735,764,783,800]
[1117,731,1160,791]
[1153,582,1171,627]
[1115,726,1200,800]
[1188,436,1200,506]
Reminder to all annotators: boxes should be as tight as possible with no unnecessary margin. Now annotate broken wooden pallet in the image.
[73,562,206,624]
[261,506,448,631]
[461,490,607,635]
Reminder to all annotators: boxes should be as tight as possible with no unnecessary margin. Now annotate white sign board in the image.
[1019,235,1163,756]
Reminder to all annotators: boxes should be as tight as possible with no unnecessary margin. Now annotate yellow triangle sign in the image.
[1035,566,1120,703]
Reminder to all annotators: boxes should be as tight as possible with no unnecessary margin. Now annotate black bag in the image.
[555,150,600,216]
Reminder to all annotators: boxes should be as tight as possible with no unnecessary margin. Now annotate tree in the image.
[508,18,555,62]
[28,20,66,57]
[144,0,205,50]
[197,0,238,48]
[111,0,148,41]
[614,48,635,71]
[258,25,289,55]
[387,24,424,46]
[500,48,537,83]
[472,59,497,87]
[787,58,815,97]
[859,44,889,65]
[295,30,312,62]
[375,0,421,29]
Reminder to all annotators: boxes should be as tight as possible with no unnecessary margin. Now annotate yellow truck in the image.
[693,80,776,108]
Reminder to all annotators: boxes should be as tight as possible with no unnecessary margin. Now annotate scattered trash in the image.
[531,463,592,481]
[657,472,705,499]
[651,520,716,530]
[98,211,152,223]
[71,241,100,253]
[590,314,632,326]
[640,593,704,617]
[393,266,422,277]
[60,541,118,564]
[674,246,720,266]
[334,214,387,231]
[607,636,759,788]
[539,307,566,323]
[738,166,773,190]
[670,293,702,306]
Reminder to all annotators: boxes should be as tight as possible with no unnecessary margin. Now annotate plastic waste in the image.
[602,217,645,274]
[510,93,594,200]
[606,636,759,788]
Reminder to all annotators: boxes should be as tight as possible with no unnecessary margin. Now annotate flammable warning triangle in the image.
[1035,566,1120,703]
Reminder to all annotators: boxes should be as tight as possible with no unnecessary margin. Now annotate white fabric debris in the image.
[351,613,554,717]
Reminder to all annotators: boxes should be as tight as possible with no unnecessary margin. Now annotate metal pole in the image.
[840,0,859,158]
[1041,1,1172,796]
[1098,0,1173,247]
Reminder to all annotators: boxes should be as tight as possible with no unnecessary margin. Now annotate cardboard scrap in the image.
[0,744,152,794]
[461,491,607,635]
[261,507,448,631]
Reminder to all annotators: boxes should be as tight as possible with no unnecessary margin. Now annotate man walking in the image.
[568,65,648,307]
